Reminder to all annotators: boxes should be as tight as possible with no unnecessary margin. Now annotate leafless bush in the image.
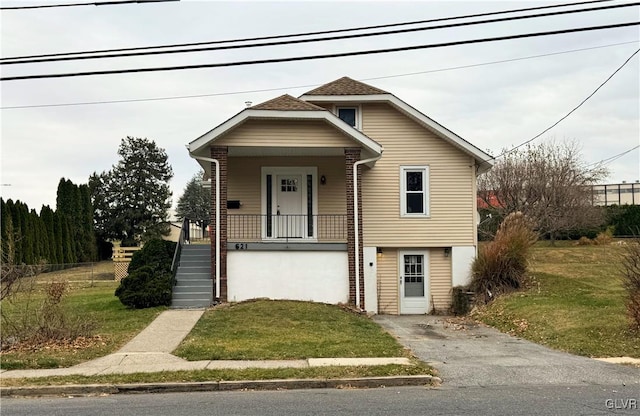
[470,212,538,304]
[621,239,640,331]
[576,236,593,246]
[478,140,607,243]
[1,254,45,301]
[1,278,97,350]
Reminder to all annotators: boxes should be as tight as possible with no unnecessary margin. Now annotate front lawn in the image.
[0,281,165,370]
[174,300,407,360]
[474,243,640,358]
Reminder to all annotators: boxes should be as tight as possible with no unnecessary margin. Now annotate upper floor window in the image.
[401,166,430,217]
[337,107,358,128]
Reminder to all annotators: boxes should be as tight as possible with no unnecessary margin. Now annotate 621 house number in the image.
[234,243,248,250]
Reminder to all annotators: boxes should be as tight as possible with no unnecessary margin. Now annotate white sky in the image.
[1,0,639,214]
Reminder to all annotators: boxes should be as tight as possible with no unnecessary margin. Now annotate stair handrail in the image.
[171,217,190,280]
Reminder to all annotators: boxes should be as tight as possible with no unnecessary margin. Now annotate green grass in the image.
[0,362,435,387]
[1,282,165,370]
[41,261,116,282]
[474,243,640,358]
[174,300,407,360]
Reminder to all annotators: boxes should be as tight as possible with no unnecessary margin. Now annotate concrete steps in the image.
[171,245,213,309]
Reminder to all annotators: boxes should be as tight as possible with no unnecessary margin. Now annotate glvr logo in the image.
[605,399,637,410]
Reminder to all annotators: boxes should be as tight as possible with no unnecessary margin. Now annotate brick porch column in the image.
[345,147,365,309]
[211,146,228,302]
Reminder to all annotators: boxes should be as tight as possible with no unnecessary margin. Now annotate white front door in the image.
[276,174,305,238]
[399,250,429,314]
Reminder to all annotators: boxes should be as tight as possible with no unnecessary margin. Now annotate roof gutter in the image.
[353,153,382,309]
[190,155,220,301]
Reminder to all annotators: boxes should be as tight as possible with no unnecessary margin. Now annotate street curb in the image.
[0,375,441,398]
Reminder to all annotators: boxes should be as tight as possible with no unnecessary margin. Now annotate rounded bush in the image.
[115,265,172,309]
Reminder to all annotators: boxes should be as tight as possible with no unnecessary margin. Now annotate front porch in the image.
[187,99,383,309]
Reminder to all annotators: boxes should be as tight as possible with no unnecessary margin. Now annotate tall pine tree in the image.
[90,137,173,245]
[40,205,58,264]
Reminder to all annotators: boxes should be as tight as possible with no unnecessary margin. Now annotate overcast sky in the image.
[1,0,639,215]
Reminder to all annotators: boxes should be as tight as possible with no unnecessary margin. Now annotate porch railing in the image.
[228,214,347,242]
[170,217,189,280]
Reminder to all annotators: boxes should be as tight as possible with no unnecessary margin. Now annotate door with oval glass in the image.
[399,250,429,314]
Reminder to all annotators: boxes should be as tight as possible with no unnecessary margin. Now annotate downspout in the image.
[353,153,382,309]
[191,155,220,300]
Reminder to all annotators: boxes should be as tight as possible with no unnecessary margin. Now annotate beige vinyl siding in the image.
[361,103,476,247]
[377,248,398,315]
[226,156,346,241]
[216,119,357,147]
[430,248,452,312]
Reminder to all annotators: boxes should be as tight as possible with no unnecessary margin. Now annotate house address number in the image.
[234,243,248,250]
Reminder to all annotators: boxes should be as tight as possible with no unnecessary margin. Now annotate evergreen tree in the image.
[28,209,42,262]
[60,215,76,264]
[56,178,98,262]
[53,212,64,265]
[6,200,22,263]
[40,205,58,264]
[17,202,32,264]
[176,171,210,232]
[79,184,97,261]
[90,136,173,245]
[1,198,15,263]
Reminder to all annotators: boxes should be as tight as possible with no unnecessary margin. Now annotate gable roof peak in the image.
[304,76,389,96]
[250,94,326,111]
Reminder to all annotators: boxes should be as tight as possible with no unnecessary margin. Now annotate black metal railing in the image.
[170,217,189,279]
[227,214,347,242]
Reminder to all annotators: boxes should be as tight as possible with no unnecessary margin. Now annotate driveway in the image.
[374,315,640,387]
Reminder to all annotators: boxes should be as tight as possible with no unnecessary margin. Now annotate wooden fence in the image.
[112,244,142,281]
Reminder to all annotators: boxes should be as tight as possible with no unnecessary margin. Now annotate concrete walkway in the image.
[1,309,410,380]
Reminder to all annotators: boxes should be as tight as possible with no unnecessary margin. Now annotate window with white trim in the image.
[337,107,358,128]
[401,166,429,216]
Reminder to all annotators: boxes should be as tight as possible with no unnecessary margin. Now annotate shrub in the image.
[607,205,640,237]
[128,239,176,275]
[594,227,614,245]
[621,239,640,331]
[115,239,176,309]
[451,287,472,316]
[576,236,593,246]
[470,212,538,304]
[115,266,173,309]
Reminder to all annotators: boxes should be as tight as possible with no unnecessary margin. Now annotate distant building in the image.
[592,181,640,206]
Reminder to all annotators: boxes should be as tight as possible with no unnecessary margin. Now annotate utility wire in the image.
[0,0,177,10]
[3,2,637,65]
[0,0,615,61]
[2,22,638,81]
[2,40,636,110]
[587,145,640,168]
[496,47,640,159]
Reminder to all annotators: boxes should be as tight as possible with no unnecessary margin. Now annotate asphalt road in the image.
[3,385,639,416]
[374,315,640,387]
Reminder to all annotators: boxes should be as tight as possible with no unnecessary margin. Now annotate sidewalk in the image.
[1,309,411,380]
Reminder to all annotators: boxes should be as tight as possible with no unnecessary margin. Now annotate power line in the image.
[587,145,640,168]
[2,22,638,82]
[2,40,637,110]
[0,0,177,10]
[4,2,636,65]
[497,47,640,159]
[0,0,614,61]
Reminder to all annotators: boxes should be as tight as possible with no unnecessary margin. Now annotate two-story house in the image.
[186,77,493,314]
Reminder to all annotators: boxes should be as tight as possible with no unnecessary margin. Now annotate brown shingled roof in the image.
[304,77,389,96]
[251,94,326,111]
